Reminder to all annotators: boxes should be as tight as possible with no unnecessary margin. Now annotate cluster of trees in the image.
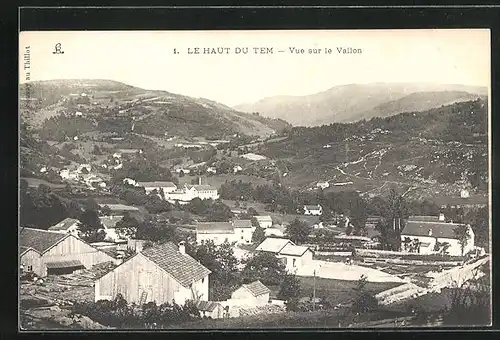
[71,294,200,328]
[185,240,301,309]
[184,198,234,222]
[19,181,81,229]
[112,156,178,184]
[110,184,173,215]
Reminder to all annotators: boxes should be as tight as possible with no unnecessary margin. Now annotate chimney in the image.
[198,177,202,185]
[439,213,445,221]
[179,241,186,254]
[428,228,433,236]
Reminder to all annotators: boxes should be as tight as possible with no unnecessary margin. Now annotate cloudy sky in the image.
[19,29,490,107]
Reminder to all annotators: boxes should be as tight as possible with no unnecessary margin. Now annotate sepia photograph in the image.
[19,29,491,330]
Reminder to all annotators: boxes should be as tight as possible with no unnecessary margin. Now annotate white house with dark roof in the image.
[400,215,475,256]
[304,204,323,216]
[233,220,253,244]
[94,242,211,305]
[48,218,80,236]
[165,180,219,203]
[255,237,314,273]
[196,222,236,245]
[230,280,271,306]
[19,227,118,277]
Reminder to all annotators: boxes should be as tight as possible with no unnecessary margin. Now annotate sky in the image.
[19,29,490,107]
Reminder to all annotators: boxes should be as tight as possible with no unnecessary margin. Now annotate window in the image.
[27,265,33,272]
[202,277,205,283]
[292,258,296,267]
[241,236,244,240]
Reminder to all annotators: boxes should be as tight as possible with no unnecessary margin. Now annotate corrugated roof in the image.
[45,260,84,269]
[255,237,293,253]
[141,242,211,288]
[242,280,270,297]
[401,220,465,239]
[279,243,311,256]
[48,218,80,231]
[233,220,252,229]
[196,222,234,234]
[20,227,68,254]
[137,181,177,188]
[196,300,222,312]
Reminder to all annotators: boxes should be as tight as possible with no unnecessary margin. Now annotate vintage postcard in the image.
[19,29,491,330]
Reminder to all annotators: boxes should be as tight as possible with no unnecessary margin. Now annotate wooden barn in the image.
[94,241,211,305]
[19,227,119,277]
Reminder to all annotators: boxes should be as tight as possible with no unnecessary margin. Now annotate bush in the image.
[71,294,201,328]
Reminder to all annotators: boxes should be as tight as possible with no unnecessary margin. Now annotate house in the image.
[233,220,253,244]
[400,216,475,256]
[304,205,323,216]
[255,237,314,273]
[113,153,122,159]
[460,189,470,198]
[123,178,137,186]
[316,181,330,190]
[94,242,211,305]
[233,165,243,173]
[99,216,133,243]
[19,227,118,277]
[196,301,225,319]
[137,181,178,199]
[165,182,219,203]
[175,168,191,175]
[206,167,217,174]
[230,280,270,306]
[254,215,273,229]
[127,239,148,253]
[48,218,80,236]
[196,222,235,245]
[278,243,314,273]
[264,227,285,238]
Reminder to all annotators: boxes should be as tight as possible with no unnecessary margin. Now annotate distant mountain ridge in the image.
[234,83,488,127]
[20,79,291,139]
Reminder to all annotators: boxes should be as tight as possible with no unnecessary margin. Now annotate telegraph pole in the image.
[313,268,316,311]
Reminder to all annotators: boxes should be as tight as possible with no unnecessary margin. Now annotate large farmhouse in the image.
[94,242,211,305]
[254,215,273,229]
[19,227,118,277]
[137,181,178,199]
[165,184,219,204]
[400,215,475,256]
[255,237,314,273]
[196,220,254,245]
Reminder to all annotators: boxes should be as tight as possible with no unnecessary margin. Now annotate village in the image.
[19,145,490,329]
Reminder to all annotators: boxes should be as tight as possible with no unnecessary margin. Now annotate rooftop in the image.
[48,217,80,231]
[20,227,68,254]
[304,205,322,210]
[196,222,234,234]
[279,243,311,256]
[401,220,466,239]
[137,181,177,188]
[255,237,293,253]
[186,184,217,191]
[141,242,211,288]
[241,280,271,297]
[233,220,252,229]
[407,216,441,222]
[99,216,124,229]
[255,215,273,222]
[196,300,222,312]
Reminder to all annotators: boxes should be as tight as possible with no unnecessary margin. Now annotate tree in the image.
[92,144,102,155]
[241,252,286,286]
[285,219,312,245]
[454,224,471,256]
[277,273,301,311]
[78,209,106,243]
[252,225,266,244]
[351,274,378,313]
[375,189,409,251]
[135,219,176,242]
[247,207,259,216]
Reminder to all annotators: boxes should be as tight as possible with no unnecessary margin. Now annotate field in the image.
[21,177,67,189]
